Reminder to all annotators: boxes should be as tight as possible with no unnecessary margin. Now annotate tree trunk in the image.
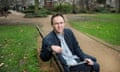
[34,0,39,14]
[21,0,26,7]
[72,0,76,13]
[85,0,89,10]
[79,0,84,10]
[118,0,120,13]
[44,0,46,7]
[115,0,120,13]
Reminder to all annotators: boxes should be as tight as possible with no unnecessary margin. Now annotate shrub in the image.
[22,10,34,13]
[24,8,49,18]
[54,3,72,14]
[94,7,110,13]
[110,8,117,13]
[24,13,35,18]
[38,8,51,15]
[79,9,87,13]
[22,5,35,13]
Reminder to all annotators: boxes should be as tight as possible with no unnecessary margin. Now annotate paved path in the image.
[0,12,120,72]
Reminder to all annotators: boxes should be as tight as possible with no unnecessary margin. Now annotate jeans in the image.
[69,62,100,72]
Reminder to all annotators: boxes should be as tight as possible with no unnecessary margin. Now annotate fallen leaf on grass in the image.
[23,69,28,72]
[0,63,4,67]
[20,29,23,32]
[1,56,4,58]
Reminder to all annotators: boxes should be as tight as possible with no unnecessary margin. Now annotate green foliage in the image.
[0,25,41,72]
[28,5,35,10]
[94,7,110,13]
[38,8,51,15]
[22,5,34,13]
[22,10,34,13]
[24,8,49,18]
[79,9,87,13]
[69,14,120,45]
[54,3,72,14]
[94,5,118,13]
[24,13,35,18]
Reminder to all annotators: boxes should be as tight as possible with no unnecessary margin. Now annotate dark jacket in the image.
[40,28,95,72]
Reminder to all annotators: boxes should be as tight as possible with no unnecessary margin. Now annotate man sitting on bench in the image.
[40,13,100,72]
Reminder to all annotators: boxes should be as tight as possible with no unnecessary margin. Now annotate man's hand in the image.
[51,45,62,53]
[85,58,94,65]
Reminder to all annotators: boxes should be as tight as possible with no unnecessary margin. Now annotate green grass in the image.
[0,25,41,72]
[69,14,120,45]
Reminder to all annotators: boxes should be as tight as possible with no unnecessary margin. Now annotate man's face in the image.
[52,16,65,34]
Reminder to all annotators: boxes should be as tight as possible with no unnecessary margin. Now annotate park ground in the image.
[0,11,120,72]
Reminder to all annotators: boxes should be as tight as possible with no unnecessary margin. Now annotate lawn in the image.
[69,14,120,45]
[0,25,41,72]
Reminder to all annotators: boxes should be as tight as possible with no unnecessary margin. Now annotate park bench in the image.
[36,25,64,72]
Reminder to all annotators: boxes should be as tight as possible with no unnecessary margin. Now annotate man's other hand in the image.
[85,58,94,65]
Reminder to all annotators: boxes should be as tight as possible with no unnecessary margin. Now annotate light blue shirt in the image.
[57,34,79,66]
